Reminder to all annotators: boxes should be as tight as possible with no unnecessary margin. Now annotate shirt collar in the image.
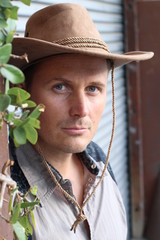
[16,142,107,205]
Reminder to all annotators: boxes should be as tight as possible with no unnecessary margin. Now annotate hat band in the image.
[53,37,110,53]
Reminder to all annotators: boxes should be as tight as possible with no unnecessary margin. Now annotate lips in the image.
[61,126,89,135]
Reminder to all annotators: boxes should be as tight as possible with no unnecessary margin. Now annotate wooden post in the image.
[124,1,145,238]
[0,76,12,239]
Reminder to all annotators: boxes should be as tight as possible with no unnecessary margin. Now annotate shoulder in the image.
[86,141,117,183]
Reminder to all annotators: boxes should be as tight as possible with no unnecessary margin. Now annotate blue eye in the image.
[54,84,66,91]
[88,86,97,92]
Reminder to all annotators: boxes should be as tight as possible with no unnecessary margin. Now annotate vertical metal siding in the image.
[13,0,130,237]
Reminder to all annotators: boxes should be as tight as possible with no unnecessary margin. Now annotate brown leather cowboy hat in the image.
[10,3,154,70]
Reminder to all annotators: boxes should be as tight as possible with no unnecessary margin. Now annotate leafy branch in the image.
[0,0,45,146]
[10,186,40,240]
[0,0,44,239]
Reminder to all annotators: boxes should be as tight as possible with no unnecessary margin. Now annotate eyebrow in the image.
[46,77,71,84]
[88,81,106,88]
[46,77,106,88]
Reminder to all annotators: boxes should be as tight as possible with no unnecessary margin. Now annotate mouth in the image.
[61,127,89,135]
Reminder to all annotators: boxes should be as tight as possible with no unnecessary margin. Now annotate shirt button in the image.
[91,163,96,169]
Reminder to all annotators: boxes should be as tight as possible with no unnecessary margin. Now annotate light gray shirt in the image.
[16,143,127,240]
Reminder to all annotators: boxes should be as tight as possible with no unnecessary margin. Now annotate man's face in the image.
[28,54,109,154]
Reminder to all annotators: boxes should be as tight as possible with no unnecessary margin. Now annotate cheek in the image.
[30,88,43,104]
[38,101,60,122]
[92,98,106,125]
[37,106,59,136]
[37,97,68,130]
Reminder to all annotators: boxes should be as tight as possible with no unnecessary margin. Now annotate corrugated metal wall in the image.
[13,0,130,237]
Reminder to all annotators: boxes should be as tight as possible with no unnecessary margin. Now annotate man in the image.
[10,3,153,240]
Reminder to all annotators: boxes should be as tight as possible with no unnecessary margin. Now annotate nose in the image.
[69,92,89,117]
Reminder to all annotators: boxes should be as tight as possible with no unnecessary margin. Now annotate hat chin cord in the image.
[37,61,115,233]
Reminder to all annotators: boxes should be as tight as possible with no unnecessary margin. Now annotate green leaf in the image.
[21,110,30,120]
[6,30,15,43]
[0,43,12,63]
[10,202,21,224]
[5,6,18,20]
[29,104,45,119]
[24,123,38,144]
[30,186,38,196]
[19,215,33,236]
[0,31,5,46]
[8,87,30,103]
[20,201,40,209]
[0,93,11,112]
[30,211,36,228]
[12,221,27,240]
[23,100,36,108]
[13,138,20,147]
[13,126,27,145]
[0,0,12,8]
[8,94,17,106]
[13,119,22,127]
[17,118,30,128]
[26,219,33,236]
[8,193,13,214]
[0,8,5,19]
[5,78,9,94]
[28,118,40,129]
[0,19,7,28]
[5,111,14,121]
[4,8,10,19]
[8,6,18,20]
[6,18,16,32]
[19,215,26,229]
[0,64,24,84]
[20,0,31,6]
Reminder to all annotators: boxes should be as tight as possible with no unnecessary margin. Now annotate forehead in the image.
[25,54,109,88]
[31,54,109,72]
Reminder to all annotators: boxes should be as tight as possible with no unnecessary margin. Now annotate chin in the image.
[62,142,89,154]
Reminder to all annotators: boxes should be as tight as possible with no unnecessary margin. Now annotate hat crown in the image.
[25,3,102,43]
[10,3,154,70]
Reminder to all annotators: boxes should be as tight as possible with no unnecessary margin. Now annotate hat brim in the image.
[10,37,154,70]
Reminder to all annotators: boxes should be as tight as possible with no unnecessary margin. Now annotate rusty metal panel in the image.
[137,1,160,238]
[124,0,160,239]
[145,173,160,240]
[0,77,12,239]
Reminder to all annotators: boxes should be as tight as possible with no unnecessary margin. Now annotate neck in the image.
[35,142,76,179]
[35,141,84,205]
